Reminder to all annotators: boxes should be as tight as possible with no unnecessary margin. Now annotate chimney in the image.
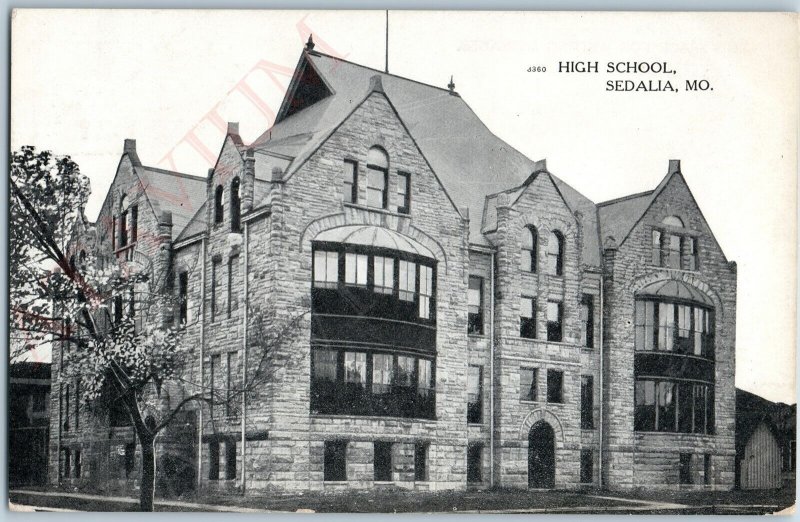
[668,159,681,175]
[123,139,142,166]
[243,148,255,211]
[369,74,384,94]
[228,122,243,146]
[532,158,547,173]
[271,167,283,183]
[158,211,173,239]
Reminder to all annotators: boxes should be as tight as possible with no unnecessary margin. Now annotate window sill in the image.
[468,333,487,339]
[374,480,395,485]
[467,422,485,427]
[311,413,438,424]
[323,481,348,485]
[581,427,597,432]
[520,399,540,405]
[343,202,411,219]
[644,264,699,274]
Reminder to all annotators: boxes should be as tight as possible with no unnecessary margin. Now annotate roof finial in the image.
[447,75,456,93]
[305,34,315,52]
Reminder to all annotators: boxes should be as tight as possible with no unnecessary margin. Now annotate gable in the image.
[627,171,730,265]
[275,55,333,122]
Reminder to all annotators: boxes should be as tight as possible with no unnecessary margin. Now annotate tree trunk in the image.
[139,434,156,512]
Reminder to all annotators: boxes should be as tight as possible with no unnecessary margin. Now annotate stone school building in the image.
[51,41,737,495]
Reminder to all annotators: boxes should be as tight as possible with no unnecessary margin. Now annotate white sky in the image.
[11,10,798,404]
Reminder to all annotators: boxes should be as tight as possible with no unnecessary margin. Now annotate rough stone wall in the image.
[601,171,737,490]
[489,173,600,489]
[49,151,184,491]
[258,89,470,492]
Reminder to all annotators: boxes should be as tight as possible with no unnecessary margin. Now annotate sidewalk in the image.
[9,489,289,513]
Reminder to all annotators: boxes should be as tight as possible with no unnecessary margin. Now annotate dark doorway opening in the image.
[528,422,555,488]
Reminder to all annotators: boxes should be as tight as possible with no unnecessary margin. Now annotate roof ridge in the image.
[310,51,455,95]
[143,165,206,182]
[597,189,654,207]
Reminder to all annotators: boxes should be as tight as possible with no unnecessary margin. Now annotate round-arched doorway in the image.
[528,421,555,488]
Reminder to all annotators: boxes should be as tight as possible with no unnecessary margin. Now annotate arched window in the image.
[520,227,538,272]
[214,185,224,224]
[662,215,685,228]
[119,195,129,247]
[366,147,389,209]
[230,177,241,232]
[547,231,564,276]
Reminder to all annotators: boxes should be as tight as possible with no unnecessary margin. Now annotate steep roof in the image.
[252,50,572,247]
[135,166,207,239]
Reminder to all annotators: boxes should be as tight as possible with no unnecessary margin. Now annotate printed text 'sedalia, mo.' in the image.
[554,61,712,92]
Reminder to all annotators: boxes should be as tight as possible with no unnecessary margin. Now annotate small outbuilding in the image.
[736,389,787,490]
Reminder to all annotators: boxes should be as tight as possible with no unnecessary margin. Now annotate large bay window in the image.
[635,379,714,434]
[635,299,714,357]
[633,286,716,434]
[311,348,435,419]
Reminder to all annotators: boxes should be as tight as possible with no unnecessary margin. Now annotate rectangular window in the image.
[635,380,656,431]
[120,210,128,247]
[345,253,368,287]
[371,353,393,395]
[314,250,339,289]
[467,365,483,424]
[398,261,416,301]
[635,301,655,351]
[418,358,433,393]
[374,441,393,481]
[225,441,237,480]
[686,236,698,271]
[373,256,395,294]
[419,265,433,319]
[547,369,564,403]
[313,349,338,382]
[546,301,563,342]
[520,368,537,401]
[343,160,358,203]
[580,449,593,483]
[396,355,415,388]
[397,172,411,214]
[657,381,677,432]
[210,354,220,410]
[366,167,388,209]
[467,276,484,334]
[344,352,367,386]
[228,255,239,317]
[130,205,138,243]
[580,294,595,348]
[693,384,708,434]
[225,352,236,416]
[658,302,675,351]
[651,229,662,266]
[581,375,594,429]
[124,443,136,478]
[63,448,71,478]
[74,449,82,478]
[178,272,189,325]
[208,441,220,480]
[324,440,348,481]
[520,297,536,339]
[211,258,220,321]
[414,443,428,481]
[666,234,681,268]
[64,384,70,431]
[74,379,80,430]
[679,453,693,484]
[704,454,712,485]
[676,304,692,353]
[114,295,123,325]
[467,444,483,484]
